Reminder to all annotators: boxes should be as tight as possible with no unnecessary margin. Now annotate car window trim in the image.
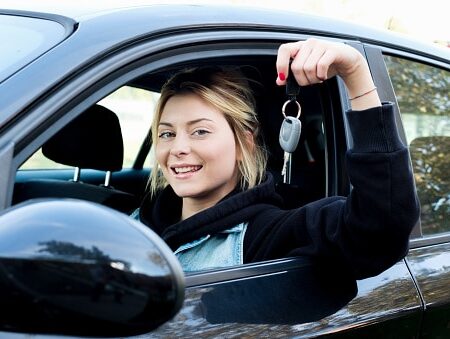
[376,45,450,71]
[185,256,314,287]
[409,232,450,249]
[0,9,77,33]
[0,142,14,210]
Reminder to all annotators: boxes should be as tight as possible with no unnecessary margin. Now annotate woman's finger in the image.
[301,44,328,84]
[275,41,302,85]
[316,49,336,81]
[290,42,313,86]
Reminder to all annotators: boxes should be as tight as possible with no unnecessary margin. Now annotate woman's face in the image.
[156,93,240,206]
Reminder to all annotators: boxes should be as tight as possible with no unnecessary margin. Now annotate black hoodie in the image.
[138,103,420,280]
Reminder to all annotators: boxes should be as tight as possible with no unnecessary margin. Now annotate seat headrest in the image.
[43,104,124,172]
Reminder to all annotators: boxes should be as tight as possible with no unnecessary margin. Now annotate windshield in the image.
[0,14,67,83]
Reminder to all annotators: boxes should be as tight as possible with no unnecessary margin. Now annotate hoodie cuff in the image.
[346,102,405,153]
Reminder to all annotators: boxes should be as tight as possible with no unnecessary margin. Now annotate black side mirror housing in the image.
[0,199,184,337]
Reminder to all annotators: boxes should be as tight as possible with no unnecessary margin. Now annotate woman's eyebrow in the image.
[158,121,173,127]
[158,118,214,127]
[187,118,214,126]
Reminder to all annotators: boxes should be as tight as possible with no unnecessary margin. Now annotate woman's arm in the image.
[245,103,420,279]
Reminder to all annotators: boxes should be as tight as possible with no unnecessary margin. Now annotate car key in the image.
[280,63,302,184]
[279,114,301,184]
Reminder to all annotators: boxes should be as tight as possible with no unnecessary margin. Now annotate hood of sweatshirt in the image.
[139,172,283,250]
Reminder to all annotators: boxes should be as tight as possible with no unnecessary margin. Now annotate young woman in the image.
[133,38,420,279]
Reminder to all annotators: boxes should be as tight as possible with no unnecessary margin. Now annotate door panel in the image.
[147,260,421,337]
[407,243,450,338]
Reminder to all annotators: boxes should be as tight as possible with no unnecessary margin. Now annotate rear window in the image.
[0,14,68,83]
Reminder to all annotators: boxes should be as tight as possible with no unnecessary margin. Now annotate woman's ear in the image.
[236,130,255,161]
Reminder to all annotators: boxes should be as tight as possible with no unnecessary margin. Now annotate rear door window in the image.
[384,55,450,235]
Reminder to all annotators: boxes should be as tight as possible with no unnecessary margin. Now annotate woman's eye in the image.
[193,129,210,136]
[158,131,174,139]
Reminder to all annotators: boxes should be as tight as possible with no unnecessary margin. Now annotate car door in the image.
[145,260,421,338]
[0,12,423,338]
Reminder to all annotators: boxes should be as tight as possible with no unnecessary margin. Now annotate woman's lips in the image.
[170,165,203,178]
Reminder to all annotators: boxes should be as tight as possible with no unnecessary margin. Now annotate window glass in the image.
[98,86,159,167]
[20,86,159,170]
[384,55,450,235]
[0,14,66,83]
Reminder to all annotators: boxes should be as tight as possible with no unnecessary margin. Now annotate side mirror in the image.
[0,199,184,337]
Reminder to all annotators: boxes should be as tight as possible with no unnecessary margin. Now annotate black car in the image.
[0,3,449,338]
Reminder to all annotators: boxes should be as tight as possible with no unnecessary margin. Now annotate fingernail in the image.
[278,72,286,81]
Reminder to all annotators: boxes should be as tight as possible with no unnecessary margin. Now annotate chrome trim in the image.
[72,167,80,182]
[104,170,111,187]
[185,257,309,287]
[409,233,450,248]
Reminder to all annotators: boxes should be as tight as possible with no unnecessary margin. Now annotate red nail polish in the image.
[279,72,286,81]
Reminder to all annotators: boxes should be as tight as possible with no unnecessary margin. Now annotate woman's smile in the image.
[170,164,203,177]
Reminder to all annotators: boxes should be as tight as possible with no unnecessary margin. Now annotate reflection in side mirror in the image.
[0,199,184,337]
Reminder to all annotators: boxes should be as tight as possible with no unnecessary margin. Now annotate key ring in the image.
[282,99,301,119]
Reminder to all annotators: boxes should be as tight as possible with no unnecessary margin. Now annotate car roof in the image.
[1,1,449,61]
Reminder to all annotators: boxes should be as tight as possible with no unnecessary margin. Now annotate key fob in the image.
[279,116,301,153]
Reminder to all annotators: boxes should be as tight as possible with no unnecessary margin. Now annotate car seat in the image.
[13,104,138,214]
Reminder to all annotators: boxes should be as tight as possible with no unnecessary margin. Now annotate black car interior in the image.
[13,56,329,213]
[13,104,138,214]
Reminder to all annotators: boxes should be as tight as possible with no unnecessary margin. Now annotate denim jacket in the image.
[131,208,247,272]
[174,222,248,272]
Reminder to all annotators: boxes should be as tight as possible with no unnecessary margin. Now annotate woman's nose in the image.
[169,134,191,156]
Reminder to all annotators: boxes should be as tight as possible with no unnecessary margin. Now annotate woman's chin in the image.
[171,186,203,199]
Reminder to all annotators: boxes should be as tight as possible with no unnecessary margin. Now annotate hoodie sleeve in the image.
[245,103,420,280]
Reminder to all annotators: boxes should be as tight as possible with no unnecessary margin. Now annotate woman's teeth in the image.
[174,166,201,174]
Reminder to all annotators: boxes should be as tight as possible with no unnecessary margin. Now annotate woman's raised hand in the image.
[276,38,381,110]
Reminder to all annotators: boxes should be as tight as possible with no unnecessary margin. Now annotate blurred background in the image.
[2,0,449,47]
[230,0,450,47]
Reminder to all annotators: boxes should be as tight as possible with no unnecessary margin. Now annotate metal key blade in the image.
[282,152,292,183]
[279,116,301,184]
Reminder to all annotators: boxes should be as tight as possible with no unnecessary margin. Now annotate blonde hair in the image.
[149,66,267,196]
